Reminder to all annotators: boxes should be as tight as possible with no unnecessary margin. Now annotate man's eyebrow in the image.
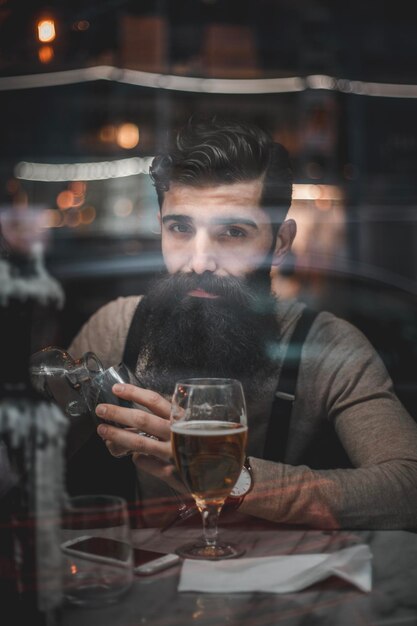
[162,214,192,224]
[212,217,258,229]
[161,214,259,229]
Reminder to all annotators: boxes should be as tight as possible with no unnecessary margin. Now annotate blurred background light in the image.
[56,190,74,210]
[113,197,133,217]
[42,208,63,228]
[72,20,90,32]
[64,209,81,228]
[116,123,140,149]
[15,157,153,182]
[38,45,54,64]
[99,125,117,143]
[80,206,96,225]
[292,184,343,201]
[37,18,56,43]
[1,67,417,98]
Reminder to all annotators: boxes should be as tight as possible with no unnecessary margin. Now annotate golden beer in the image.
[171,420,247,508]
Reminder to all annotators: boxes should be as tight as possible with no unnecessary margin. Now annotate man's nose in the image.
[188,231,217,274]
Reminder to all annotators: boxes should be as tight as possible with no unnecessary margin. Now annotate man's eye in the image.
[169,223,192,234]
[222,227,247,238]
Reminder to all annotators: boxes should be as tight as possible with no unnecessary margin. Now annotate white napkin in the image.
[178,544,372,593]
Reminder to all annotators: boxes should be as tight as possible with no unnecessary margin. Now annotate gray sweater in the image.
[68,295,417,529]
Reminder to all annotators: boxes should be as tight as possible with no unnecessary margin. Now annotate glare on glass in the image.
[170,378,248,560]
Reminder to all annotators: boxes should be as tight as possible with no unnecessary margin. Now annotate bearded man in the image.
[67,117,417,530]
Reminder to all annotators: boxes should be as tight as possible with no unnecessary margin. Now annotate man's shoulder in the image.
[277,298,369,346]
[67,295,143,361]
[294,306,378,368]
[309,309,368,344]
[94,295,142,321]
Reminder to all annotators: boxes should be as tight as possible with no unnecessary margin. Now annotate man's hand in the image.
[95,383,172,460]
[95,383,187,494]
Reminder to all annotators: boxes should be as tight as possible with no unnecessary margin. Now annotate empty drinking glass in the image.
[61,495,133,608]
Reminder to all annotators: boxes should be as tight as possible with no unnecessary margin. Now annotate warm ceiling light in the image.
[37,19,56,43]
[116,123,139,149]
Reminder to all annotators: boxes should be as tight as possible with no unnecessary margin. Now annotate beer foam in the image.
[171,420,247,437]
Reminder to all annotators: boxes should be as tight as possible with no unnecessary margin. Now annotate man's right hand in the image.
[95,383,186,492]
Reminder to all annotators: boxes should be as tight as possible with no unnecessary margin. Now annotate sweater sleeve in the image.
[240,314,417,529]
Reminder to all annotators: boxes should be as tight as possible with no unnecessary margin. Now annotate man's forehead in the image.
[161,179,265,216]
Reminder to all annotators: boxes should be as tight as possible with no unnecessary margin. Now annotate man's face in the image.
[160,179,275,289]
[134,178,289,400]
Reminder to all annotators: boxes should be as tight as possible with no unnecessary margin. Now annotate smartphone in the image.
[133,548,181,576]
[61,535,180,575]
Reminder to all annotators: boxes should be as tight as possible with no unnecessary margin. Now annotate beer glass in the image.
[170,378,247,560]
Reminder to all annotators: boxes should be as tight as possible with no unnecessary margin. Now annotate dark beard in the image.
[132,271,281,403]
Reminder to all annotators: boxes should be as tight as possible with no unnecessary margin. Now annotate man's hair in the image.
[150,116,293,232]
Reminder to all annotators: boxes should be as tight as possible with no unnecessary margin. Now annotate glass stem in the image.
[201,505,221,547]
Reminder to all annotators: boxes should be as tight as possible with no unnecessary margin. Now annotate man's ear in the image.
[271,219,297,266]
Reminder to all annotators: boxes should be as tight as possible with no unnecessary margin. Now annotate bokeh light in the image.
[64,210,82,228]
[80,206,96,225]
[73,20,90,32]
[116,123,139,149]
[38,45,54,64]
[113,197,133,217]
[42,209,64,228]
[99,125,117,143]
[69,181,86,195]
[56,190,74,210]
[37,19,56,43]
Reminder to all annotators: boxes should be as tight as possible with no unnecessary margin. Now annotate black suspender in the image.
[122,299,146,373]
[263,307,318,463]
